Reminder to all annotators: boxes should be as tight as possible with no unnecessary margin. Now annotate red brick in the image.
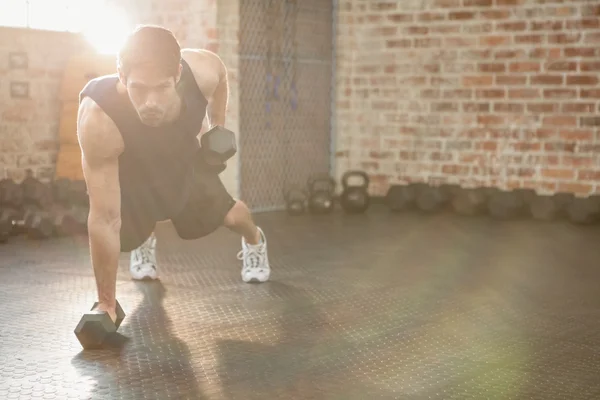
[415,38,442,48]
[546,61,577,71]
[580,62,600,72]
[418,12,446,22]
[564,48,596,58]
[531,75,563,85]
[545,142,576,152]
[463,23,493,34]
[480,35,511,46]
[434,0,461,6]
[544,89,577,99]
[584,32,600,44]
[561,103,595,113]
[463,76,494,86]
[515,35,543,44]
[496,75,527,85]
[464,0,492,5]
[431,102,460,112]
[404,26,428,35]
[476,89,505,99]
[421,89,441,99]
[370,2,397,11]
[577,170,600,181]
[443,89,473,99]
[543,116,577,127]
[557,183,592,194]
[548,33,582,44]
[357,65,380,74]
[442,164,470,176]
[478,63,506,73]
[431,25,461,34]
[388,14,413,23]
[531,21,563,31]
[496,21,527,31]
[430,152,453,162]
[445,37,478,47]
[509,89,540,99]
[509,62,540,73]
[527,103,559,113]
[566,19,600,30]
[560,129,594,141]
[449,11,475,20]
[386,39,412,48]
[580,117,600,127]
[496,0,525,4]
[495,49,526,59]
[494,103,524,113]
[478,115,505,125]
[463,103,491,112]
[583,5,600,16]
[481,10,510,19]
[542,168,575,180]
[581,89,600,99]
[567,75,598,85]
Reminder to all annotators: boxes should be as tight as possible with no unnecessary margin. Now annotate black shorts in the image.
[119,166,237,252]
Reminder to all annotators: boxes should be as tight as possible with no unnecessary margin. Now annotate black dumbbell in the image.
[199,125,237,173]
[566,195,600,225]
[415,183,457,213]
[451,187,489,216]
[307,175,336,214]
[74,300,126,349]
[385,184,418,212]
[527,192,574,221]
[340,170,370,214]
[487,188,529,220]
[21,172,54,209]
[0,178,24,208]
[52,205,88,236]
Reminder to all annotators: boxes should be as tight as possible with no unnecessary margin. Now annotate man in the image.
[77,25,270,324]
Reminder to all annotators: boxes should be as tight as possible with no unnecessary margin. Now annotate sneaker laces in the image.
[135,236,156,266]
[237,243,266,270]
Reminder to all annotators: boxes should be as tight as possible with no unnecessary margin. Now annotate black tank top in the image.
[79,59,208,222]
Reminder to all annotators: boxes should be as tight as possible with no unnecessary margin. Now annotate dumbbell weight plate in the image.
[452,187,488,216]
[385,184,417,212]
[74,300,126,349]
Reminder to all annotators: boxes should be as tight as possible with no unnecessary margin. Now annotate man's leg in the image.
[170,167,270,282]
[223,200,270,283]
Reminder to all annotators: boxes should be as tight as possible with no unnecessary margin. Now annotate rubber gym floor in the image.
[1,207,600,400]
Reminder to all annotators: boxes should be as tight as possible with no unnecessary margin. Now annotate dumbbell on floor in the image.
[415,183,458,213]
[74,300,126,349]
[566,195,600,225]
[385,184,418,212]
[451,187,489,216]
[526,192,574,221]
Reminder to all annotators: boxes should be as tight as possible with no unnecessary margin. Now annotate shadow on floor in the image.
[70,280,209,399]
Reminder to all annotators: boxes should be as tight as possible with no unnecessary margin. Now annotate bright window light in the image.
[0,0,132,55]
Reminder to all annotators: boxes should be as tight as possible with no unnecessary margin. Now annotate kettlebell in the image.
[284,186,307,216]
[307,175,336,214]
[340,170,370,214]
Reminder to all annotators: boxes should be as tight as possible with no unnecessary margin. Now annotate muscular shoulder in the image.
[77,97,124,166]
[181,49,227,97]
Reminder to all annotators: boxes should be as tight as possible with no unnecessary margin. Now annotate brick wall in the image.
[335,0,600,196]
[0,27,90,182]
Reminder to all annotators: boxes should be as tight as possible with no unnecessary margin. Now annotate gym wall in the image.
[334,0,600,197]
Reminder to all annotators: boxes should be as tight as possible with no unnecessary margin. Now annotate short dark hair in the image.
[117,25,181,77]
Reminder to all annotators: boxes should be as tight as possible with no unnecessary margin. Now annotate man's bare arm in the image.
[77,97,124,319]
[182,49,229,129]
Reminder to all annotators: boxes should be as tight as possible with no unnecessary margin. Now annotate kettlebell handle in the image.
[284,186,307,202]
[341,170,370,190]
[307,175,336,195]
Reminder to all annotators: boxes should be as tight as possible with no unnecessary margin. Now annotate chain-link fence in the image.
[239,0,334,212]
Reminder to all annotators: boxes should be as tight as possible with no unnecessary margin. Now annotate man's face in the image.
[120,64,181,127]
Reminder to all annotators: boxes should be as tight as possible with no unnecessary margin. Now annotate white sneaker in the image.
[237,227,270,283]
[129,233,158,280]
